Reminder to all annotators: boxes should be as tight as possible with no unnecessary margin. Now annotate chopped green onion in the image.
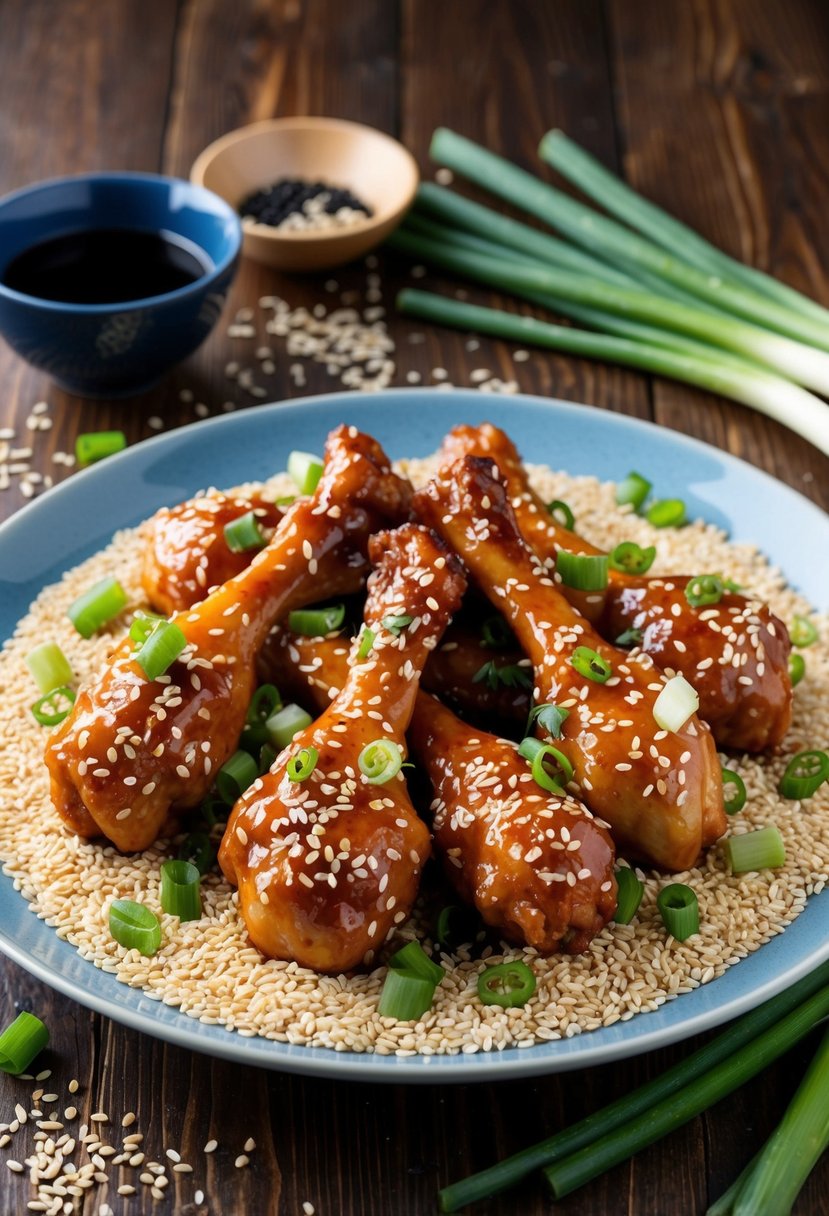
[526,703,569,740]
[67,576,128,638]
[287,745,318,783]
[0,1012,49,1075]
[241,683,283,753]
[477,961,536,1008]
[377,969,436,1021]
[357,628,376,659]
[287,450,324,495]
[547,500,575,529]
[275,494,296,507]
[358,739,404,785]
[555,550,609,592]
[108,899,162,956]
[288,603,345,636]
[684,573,724,608]
[31,686,76,727]
[721,767,747,815]
[789,614,819,648]
[383,614,413,636]
[779,750,829,800]
[435,905,479,951]
[609,541,656,575]
[223,510,267,553]
[653,674,699,732]
[265,703,313,750]
[616,472,652,511]
[789,653,806,687]
[481,614,515,649]
[657,883,699,941]
[129,612,166,646]
[134,619,187,681]
[473,660,533,691]
[390,942,444,986]
[570,646,612,683]
[646,499,687,528]
[726,826,786,873]
[216,749,259,805]
[614,867,644,924]
[258,743,277,774]
[75,430,127,467]
[26,641,73,694]
[518,737,573,795]
[615,626,643,647]
[160,859,202,921]
[178,830,216,876]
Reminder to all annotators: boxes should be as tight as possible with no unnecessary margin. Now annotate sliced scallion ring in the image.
[435,905,479,951]
[570,646,612,683]
[646,499,687,528]
[216,749,259,805]
[477,961,536,1008]
[653,674,699,732]
[287,745,319,783]
[609,542,656,575]
[778,750,829,800]
[721,767,747,815]
[383,614,413,636]
[67,576,128,639]
[287,450,324,495]
[241,684,283,753]
[109,899,162,956]
[390,942,444,986]
[789,615,819,648]
[614,867,644,924]
[265,703,312,750]
[726,826,786,873]
[31,685,76,727]
[129,612,166,646]
[0,1012,49,1075]
[684,574,724,609]
[555,550,609,592]
[223,510,267,553]
[615,471,652,512]
[26,641,73,694]
[357,628,376,660]
[615,626,643,647]
[547,499,575,530]
[160,859,202,921]
[657,883,699,941]
[134,620,187,681]
[518,737,573,795]
[288,603,345,636]
[377,969,436,1021]
[75,430,127,467]
[788,653,805,687]
[358,739,404,785]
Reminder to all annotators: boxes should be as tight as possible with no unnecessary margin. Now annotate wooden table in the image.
[1,2,828,1213]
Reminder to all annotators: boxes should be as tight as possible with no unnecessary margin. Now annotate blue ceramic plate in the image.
[0,390,826,1083]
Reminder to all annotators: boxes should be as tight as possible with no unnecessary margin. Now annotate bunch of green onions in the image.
[438,959,829,1212]
[389,128,829,456]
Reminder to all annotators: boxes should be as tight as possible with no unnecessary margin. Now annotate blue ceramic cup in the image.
[0,173,242,397]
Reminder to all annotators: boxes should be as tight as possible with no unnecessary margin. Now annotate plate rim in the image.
[0,387,826,1084]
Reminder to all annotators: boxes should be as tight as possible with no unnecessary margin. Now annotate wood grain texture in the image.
[0,2,828,1214]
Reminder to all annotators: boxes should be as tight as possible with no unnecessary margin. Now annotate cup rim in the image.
[0,171,242,314]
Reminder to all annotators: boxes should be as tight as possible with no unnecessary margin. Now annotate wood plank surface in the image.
[0,2,827,1214]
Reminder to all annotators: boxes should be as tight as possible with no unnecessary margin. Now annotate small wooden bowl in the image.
[190,117,419,273]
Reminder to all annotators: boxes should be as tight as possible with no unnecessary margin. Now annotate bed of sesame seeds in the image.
[0,459,827,1059]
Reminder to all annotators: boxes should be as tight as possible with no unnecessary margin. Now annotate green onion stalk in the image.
[429,127,829,354]
[395,287,829,458]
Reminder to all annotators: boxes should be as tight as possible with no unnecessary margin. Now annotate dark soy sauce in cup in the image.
[2,228,211,304]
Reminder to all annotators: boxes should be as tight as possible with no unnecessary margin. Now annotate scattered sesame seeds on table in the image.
[1,4,829,1216]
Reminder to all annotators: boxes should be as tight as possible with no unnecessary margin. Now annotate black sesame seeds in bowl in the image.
[190,116,419,271]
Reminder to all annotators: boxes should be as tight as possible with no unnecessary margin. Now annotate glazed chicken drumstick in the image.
[142,490,285,615]
[219,524,466,972]
[45,427,409,852]
[440,424,792,752]
[415,457,726,872]
[268,631,617,954]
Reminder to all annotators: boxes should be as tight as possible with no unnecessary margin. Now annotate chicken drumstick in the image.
[440,424,792,752]
[45,427,409,852]
[415,456,726,872]
[219,524,466,972]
